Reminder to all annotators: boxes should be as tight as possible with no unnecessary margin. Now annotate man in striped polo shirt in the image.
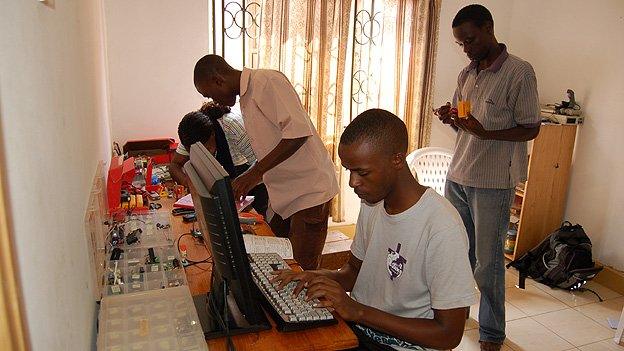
[435,5,540,351]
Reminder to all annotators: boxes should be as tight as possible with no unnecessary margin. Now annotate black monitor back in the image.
[184,142,269,337]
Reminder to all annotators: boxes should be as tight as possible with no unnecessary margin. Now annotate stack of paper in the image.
[243,234,293,259]
[173,194,254,213]
[173,193,194,209]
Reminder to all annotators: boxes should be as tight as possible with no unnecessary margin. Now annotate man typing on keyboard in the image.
[271,109,477,351]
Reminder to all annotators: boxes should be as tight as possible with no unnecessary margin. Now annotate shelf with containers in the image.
[103,245,188,297]
[97,286,208,351]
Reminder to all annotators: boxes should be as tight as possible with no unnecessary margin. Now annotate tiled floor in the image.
[455,267,624,350]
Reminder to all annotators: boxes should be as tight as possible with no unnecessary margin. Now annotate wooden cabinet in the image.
[505,124,577,261]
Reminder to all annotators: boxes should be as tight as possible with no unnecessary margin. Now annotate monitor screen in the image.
[184,142,269,338]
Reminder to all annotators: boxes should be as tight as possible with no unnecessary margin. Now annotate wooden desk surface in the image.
[161,197,358,351]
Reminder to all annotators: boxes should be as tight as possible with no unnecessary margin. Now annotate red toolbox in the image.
[122,138,177,165]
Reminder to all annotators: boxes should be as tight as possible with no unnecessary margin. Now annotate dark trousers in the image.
[269,200,331,270]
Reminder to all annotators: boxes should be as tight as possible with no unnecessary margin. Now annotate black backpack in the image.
[507,222,603,291]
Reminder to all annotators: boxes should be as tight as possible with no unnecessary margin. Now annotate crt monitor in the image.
[184,142,270,339]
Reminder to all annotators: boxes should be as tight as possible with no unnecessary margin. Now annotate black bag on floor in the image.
[506,221,602,290]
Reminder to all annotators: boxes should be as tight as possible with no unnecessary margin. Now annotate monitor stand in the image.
[193,280,271,340]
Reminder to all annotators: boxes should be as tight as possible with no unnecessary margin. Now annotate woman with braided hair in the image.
[170,102,269,216]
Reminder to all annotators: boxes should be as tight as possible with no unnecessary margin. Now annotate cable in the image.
[176,232,212,263]
[112,142,122,156]
[177,233,211,263]
[186,261,212,270]
[208,291,228,334]
[223,280,236,351]
[120,217,147,225]
[205,261,235,351]
[201,256,234,350]
[206,261,219,319]
[578,287,603,302]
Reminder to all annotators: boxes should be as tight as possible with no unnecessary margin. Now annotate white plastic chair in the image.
[406,147,453,196]
[614,305,624,344]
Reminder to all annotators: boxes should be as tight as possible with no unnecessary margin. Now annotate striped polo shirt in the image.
[447,44,540,189]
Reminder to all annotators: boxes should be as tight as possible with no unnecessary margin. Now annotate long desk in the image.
[162,197,359,351]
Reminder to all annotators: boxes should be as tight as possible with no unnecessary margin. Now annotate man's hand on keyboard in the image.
[305,276,364,322]
[270,270,319,296]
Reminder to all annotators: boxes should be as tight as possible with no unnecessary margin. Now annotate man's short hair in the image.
[178,111,214,150]
[194,54,233,84]
[452,4,493,28]
[340,109,408,155]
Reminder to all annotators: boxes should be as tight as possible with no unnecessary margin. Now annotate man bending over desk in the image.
[272,109,477,351]
[193,55,339,270]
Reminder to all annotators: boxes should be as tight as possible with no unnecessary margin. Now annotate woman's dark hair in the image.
[177,111,214,150]
[180,101,236,176]
[199,101,231,121]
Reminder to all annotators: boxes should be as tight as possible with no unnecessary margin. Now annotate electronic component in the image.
[541,111,584,125]
[239,212,264,225]
[120,189,131,203]
[156,222,170,229]
[168,279,183,287]
[179,244,189,267]
[182,213,197,223]
[190,229,202,239]
[108,261,123,288]
[128,265,144,283]
[136,194,144,208]
[239,216,258,225]
[172,208,195,216]
[110,248,124,261]
[110,226,124,246]
[147,247,158,264]
[125,228,142,245]
[173,184,187,199]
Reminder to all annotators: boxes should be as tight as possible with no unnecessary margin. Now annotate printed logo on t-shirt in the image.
[387,243,407,280]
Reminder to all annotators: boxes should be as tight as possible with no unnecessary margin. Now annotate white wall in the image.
[104,0,209,145]
[507,0,624,269]
[431,0,624,269]
[0,0,110,350]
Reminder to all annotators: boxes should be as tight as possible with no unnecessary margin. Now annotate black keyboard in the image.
[248,253,337,332]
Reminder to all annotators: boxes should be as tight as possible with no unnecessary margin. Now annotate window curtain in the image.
[211,0,440,221]
[257,0,352,221]
[347,0,440,151]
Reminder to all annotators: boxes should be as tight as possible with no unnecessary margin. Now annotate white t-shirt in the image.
[351,188,478,351]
